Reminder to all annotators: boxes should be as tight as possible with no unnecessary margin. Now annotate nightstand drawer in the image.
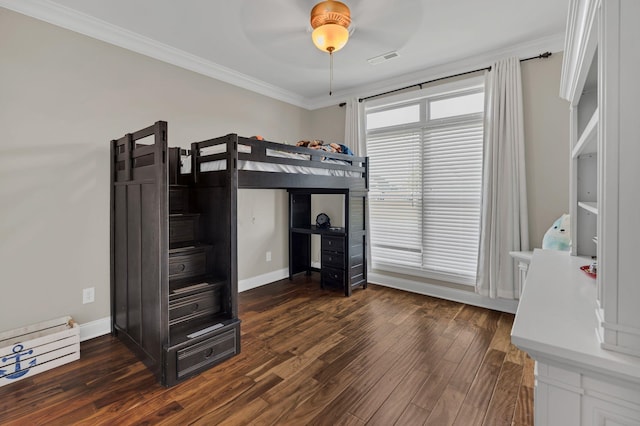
[322,266,345,288]
[322,251,345,269]
[322,235,345,253]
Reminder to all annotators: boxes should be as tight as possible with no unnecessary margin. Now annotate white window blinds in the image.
[421,120,483,282]
[366,81,484,285]
[368,130,423,268]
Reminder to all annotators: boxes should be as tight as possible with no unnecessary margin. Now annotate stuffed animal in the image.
[542,214,571,251]
[296,140,354,155]
[296,139,325,149]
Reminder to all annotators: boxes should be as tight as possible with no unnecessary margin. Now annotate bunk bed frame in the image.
[111,121,368,386]
[189,133,368,189]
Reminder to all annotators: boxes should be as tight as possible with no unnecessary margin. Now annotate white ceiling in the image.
[1,0,569,109]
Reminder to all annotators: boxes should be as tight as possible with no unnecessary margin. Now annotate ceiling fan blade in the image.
[350,27,396,49]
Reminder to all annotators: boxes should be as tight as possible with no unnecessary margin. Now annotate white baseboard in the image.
[80,316,111,342]
[238,268,289,293]
[80,268,516,343]
[79,268,289,342]
[368,272,519,314]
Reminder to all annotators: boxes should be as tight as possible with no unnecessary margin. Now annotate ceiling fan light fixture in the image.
[310,0,351,53]
[310,0,351,96]
[312,23,349,53]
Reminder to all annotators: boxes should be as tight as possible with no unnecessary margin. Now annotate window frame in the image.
[366,77,485,132]
[365,76,485,286]
[365,102,422,131]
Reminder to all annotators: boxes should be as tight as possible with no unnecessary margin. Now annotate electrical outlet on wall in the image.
[83,287,95,304]
[266,251,272,262]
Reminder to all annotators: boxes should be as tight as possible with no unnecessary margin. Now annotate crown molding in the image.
[0,0,308,108]
[307,32,567,110]
[2,1,566,111]
[559,0,598,103]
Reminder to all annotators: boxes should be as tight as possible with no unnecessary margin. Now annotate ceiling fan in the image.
[241,0,422,65]
[239,0,421,94]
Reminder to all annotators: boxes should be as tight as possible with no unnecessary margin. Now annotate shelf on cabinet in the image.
[578,201,598,215]
[572,108,598,158]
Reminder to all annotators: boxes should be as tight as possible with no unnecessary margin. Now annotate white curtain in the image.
[476,57,530,299]
[344,97,365,156]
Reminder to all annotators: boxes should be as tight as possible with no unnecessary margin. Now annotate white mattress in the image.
[181,143,359,177]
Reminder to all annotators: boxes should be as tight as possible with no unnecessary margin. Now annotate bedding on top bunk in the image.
[180,143,360,177]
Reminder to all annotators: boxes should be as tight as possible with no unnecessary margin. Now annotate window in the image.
[365,78,484,285]
[366,103,420,130]
[429,91,484,120]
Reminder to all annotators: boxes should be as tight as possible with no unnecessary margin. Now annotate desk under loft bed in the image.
[110,121,368,386]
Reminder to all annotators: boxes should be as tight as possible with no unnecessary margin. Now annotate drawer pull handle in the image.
[328,257,332,261]
[177,264,186,272]
[192,303,199,312]
[204,348,214,358]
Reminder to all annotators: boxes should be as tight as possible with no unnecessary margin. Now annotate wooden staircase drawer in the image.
[169,215,199,246]
[322,251,345,269]
[176,328,238,379]
[169,251,206,280]
[169,187,189,214]
[169,289,222,326]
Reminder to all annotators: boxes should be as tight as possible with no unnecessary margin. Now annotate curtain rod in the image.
[338,51,552,106]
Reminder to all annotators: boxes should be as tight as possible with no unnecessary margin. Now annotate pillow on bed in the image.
[327,143,354,155]
[338,144,354,155]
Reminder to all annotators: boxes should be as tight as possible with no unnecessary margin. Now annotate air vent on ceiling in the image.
[367,51,399,65]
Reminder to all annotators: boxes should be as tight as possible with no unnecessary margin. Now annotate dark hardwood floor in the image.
[0,274,534,425]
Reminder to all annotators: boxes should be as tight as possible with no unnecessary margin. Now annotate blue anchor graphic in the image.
[0,344,37,380]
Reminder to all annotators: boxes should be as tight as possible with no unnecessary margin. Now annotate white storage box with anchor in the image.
[0,316,80,387]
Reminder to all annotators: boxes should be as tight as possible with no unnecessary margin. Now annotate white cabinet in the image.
[562,0,640,361]
[512,250,640,425]
[594,0,640,359]
[512,0,640,423]
[535,360,640,426]
[569,50,598,260]
[564,0,598,262]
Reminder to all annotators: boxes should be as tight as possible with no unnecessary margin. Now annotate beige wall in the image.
[0,7,569,331]
[0,9,315,330]
[521,53,570,248]
[308,104,346,143]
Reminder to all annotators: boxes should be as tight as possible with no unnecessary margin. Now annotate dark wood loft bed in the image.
[110,121,368,386]
[185,132,369,295]
[187,133,368,189]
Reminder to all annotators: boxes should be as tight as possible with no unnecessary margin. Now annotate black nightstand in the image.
[321,233,346,289]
